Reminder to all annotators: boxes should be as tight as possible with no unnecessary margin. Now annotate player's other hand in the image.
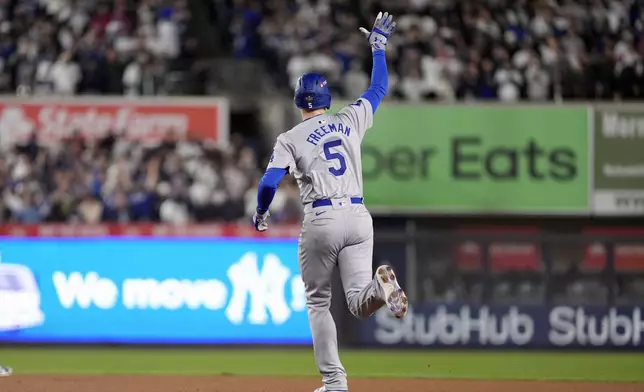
[253,210,270,232]
[359,11,396,52]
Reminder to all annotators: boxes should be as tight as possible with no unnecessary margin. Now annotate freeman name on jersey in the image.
[305,122,351,146]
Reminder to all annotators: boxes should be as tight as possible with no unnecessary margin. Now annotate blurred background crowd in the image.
[0,0,196,96]
[0,0,643,225]
[235,0,644,101]
[0,130,302,224]
[0,0,641,100]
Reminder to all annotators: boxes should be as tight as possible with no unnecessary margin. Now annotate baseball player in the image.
[253,12,405,392]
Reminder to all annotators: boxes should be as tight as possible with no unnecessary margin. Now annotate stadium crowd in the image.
[0,0,196,96]
[1,0,641,101]
[234,0,644,101]
[0,131,302,224]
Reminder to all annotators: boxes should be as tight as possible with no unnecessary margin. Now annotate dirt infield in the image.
[2,375,643,392]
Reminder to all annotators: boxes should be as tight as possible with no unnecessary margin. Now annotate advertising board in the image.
[592,108,644,215]
[0,237,309,344]
[353,105,590,214]
[363,303,644,349]
[0,97,229,145]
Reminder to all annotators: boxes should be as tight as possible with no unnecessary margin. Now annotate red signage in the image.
[0,97,229,144]
[0,224,300,238]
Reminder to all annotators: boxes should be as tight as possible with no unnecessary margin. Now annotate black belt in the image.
[311,197,363,208]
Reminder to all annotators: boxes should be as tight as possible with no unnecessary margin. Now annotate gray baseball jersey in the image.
[266,98,386,391]
[267,98,373,200]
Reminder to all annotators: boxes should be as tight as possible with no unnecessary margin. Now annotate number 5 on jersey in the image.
[323,140,347,177]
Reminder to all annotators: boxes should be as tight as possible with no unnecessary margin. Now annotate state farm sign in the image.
[0,97,229,145]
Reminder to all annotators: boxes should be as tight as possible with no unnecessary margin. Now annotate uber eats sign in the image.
[354,105,590,214]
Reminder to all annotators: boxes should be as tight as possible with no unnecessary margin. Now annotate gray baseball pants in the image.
[298,201,385,391]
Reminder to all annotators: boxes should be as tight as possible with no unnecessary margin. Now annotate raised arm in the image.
[358,12,396,113]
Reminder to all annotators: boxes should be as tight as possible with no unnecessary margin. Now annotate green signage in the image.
[349,105,590,214]
[593,108,644,215]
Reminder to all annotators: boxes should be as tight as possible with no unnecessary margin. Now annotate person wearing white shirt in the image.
[526,59,551,101]
[400,68,429,102]
[343,61,369,99]
[154,9,180,58]
[494,61,522,102]
[49,51,80,95]
[287,53,312,88]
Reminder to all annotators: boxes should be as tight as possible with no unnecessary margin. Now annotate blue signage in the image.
[0,238,310,344]
[363,303,644,349]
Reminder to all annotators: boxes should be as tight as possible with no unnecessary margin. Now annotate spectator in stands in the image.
[123,52,160,96]
[103,190,133,223]
[159,189,190,224]
[48,178,77,222]
[77,194,103,224]
[343,60,370,101]
[49,51,81,95]
[104,48,126,94]
[455,62,479,100]
[525,56,551,100]
[399,67,429,102]
[494,58,523,102]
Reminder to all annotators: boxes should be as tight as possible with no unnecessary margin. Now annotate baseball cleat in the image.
[314,388,347,392]
[376,265,408,318]
[0,366,12,376]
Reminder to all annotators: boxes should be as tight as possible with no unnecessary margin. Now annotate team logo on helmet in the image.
[306,95,313,102]
[320,80,327,87]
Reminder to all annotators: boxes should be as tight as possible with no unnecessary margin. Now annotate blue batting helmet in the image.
[294,73,331,110]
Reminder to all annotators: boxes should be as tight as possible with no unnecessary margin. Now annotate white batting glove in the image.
[253,210,270,232]
[359,11,396,52]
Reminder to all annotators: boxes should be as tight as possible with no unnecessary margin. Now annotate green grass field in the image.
[0,348,642,382]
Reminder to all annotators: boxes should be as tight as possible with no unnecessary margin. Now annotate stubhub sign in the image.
[0,238,310,344]
[364,303,644,349]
